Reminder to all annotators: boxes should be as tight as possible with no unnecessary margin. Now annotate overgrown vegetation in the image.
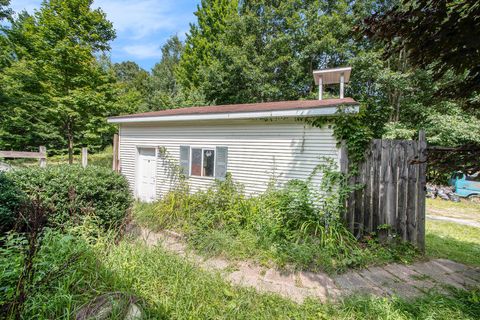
[0,220,478,319]
[134,166,417,273]
[1,165,132,231]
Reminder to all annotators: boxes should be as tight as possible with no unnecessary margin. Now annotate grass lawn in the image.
[426,220,480,266]
[427,198,480,223]
[98,239,480,320]
[13,229,479,320]
[3,193,480,318]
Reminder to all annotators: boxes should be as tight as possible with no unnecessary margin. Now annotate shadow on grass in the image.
[426,233,480,267]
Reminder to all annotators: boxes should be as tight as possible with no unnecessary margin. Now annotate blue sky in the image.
[10,0,201,71]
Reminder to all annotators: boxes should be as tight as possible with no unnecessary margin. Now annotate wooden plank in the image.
[379,140,389,224]
[417,131,427,251]
[0,150,45,159]
[354,161,365,237]
[378,140,390,241]
[81,147,88,168]
[39,146,47,168]
[371,140,381,231]
[363,146,373,232]
[348,174,356,233]
[113,133,119,172]
[396,142,408,241]
[388,142,399,236]
[406,141,418,246]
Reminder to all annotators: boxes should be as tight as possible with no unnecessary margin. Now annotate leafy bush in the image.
[0,223,111,318]
[6,165,132,229]
[0,173,25,233]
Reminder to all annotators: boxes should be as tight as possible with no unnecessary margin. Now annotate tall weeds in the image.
[134,162,413,272]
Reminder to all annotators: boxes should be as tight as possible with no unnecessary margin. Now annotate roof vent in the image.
[313,67,352,100]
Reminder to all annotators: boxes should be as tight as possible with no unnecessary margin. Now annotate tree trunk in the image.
[68,134,73,164]
[67,119,74,164]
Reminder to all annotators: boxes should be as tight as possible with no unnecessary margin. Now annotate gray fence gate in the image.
[341,131,427,250]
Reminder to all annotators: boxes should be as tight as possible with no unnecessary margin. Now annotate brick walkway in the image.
[135,227,480,303]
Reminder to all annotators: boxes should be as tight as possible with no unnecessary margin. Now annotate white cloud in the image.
[94,0,193,40]
[122,43,162,59]
[8,0,199,68]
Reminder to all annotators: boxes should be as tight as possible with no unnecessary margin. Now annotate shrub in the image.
[6,165,132,228]
[0,173,25,233]
[134,164,418,272]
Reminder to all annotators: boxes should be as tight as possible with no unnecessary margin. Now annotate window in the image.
[190,148,215,177]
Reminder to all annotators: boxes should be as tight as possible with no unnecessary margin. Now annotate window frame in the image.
[189,146,216,178]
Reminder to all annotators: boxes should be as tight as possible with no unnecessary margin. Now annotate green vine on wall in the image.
[302,104,373,171]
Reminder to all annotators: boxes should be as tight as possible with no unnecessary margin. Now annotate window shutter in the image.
[179,146,190,177]
[215,146,228,180]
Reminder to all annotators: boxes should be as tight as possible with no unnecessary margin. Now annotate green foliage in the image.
[305,107,373,168]
[363,0,480,104]
[0,0,120,158]
[426,220,480,267]
[0,223,109,318]
[0,0,12,21]
[6,165,132,229]
[0,173,24,233]
[0,215,478,318]
[134,169,416,273]
[178,0,373,105]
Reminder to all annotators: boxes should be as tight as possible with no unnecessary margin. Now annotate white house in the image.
[107,68,359,202]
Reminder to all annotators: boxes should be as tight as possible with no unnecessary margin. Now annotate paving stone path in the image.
[134,227,480,303]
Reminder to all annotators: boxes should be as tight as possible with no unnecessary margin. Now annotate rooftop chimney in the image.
[313,67,352,100]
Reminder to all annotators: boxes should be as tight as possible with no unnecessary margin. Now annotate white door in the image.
[136,148,156,202]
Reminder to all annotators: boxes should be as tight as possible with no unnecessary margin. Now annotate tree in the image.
[178,0,378,105]
[0,0,117,161]
[362,0,480,104]
[149,35,207,110]
[112,61,150,112]
[177,0,239,92]
[0,0,11,21]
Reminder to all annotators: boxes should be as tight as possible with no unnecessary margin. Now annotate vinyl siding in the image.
[118,119,340,199]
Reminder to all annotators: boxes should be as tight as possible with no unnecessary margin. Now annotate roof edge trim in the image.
[107,105,359,124]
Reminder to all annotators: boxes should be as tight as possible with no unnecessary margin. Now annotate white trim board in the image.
[107,105,359,124]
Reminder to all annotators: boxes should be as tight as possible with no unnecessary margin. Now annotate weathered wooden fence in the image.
[341,131,427,250]
[0,146,47,167]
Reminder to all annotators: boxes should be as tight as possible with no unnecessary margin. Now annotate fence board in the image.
[0,150,45,159]
[396,142,408,241]
[364,148,372,232]
[371,140,381,231]
[417,131,427,251]
[0,146,47,168]
[344,134,426,249]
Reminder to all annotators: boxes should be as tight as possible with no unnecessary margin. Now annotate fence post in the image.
[39,146,47,168]
[112,133,119,172]
[81,147,88,168]
[417,130,427,252]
